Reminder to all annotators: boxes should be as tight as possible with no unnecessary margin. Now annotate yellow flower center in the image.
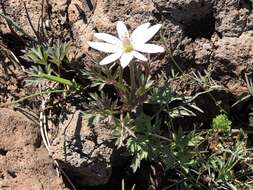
[122,36,134,53]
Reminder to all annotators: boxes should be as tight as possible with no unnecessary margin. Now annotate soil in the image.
[0,53,25,104]
[0,108,67,190]
[1,0,253,189]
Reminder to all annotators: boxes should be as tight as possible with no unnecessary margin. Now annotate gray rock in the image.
[50,111,113,186]
[155,0,212,25]
[154,0,214,44]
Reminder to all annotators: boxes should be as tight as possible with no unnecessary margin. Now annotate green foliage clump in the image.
[212,114,232,132]
[22,42,81,89]
[164,130,253,190]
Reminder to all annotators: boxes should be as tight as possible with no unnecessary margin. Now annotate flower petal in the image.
[135,43,165,53]
[88,42,119,53]
[94,33,121,45]
[117,21,129,40]
[131,23,150,42]
[132,51,148,61]
[137,24,162,45]
[120,53,134,68]
[100,52,122,65]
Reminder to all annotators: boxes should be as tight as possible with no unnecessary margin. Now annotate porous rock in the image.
[155,0,212,24]
[213,0,253,37]
[50,110,113,186]
[211,31,253,95]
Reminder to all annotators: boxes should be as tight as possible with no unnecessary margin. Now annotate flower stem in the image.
[129,62,136,107]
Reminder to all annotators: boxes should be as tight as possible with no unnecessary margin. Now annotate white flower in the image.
[87,21,165,68]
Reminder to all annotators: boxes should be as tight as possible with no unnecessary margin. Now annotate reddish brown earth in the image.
[0,53,25,104]
[0,108,67,190]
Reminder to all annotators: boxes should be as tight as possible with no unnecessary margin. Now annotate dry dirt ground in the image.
[0,0,253,189]
[0,108,67,190]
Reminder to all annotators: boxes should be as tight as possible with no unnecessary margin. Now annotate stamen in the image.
[122,36,134,53]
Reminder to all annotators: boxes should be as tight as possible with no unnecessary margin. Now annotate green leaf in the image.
[22,45,48,65]
[48,40,70,68]
[30,72,79,88]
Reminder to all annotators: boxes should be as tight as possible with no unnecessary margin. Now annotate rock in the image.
[154,0,214,39]
[193,39,214,65]
[155,0,212,24]
[213,31,253,77]
[0,108,67,190]
[213,0,253,37]
[94,0,155,31]
[50,110,113,186]
[208,31,253,95]
[174,38,214,66]
[152,0,253,95]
